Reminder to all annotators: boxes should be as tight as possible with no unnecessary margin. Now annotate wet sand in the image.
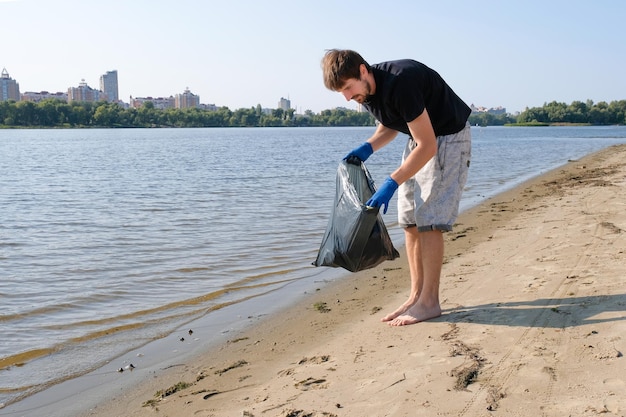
[36,145,626,416]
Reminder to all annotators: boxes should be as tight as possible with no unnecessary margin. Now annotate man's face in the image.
[338,77,372,104]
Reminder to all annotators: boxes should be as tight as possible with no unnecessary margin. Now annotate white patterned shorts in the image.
[397,123,471,232]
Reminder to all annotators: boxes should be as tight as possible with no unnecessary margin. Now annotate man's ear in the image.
[359,64,368,79]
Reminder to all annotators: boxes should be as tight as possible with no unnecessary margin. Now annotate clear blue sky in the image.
[2,0,625,114]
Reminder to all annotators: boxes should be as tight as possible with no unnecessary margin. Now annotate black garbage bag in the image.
[314,160,399,272]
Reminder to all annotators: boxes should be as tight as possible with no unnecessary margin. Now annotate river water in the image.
[1,125,626,410]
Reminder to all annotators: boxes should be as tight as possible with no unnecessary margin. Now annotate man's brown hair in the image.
[321,49,371,91]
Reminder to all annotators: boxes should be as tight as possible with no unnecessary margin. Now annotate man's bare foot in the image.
[381,299,417,322]
[387,302,441,326]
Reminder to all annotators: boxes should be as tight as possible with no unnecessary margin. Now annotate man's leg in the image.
[387,229,443,326]
[381,226,421,322]
[383,125,470,326]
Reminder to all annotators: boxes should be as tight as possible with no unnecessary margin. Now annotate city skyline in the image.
[1,1,625,114]
[1,67,298,111]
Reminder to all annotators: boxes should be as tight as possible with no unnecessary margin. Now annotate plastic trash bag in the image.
[314,160,399,272]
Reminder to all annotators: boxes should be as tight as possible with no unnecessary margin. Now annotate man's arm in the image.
[366,123,399,151]
[389,109,437,184]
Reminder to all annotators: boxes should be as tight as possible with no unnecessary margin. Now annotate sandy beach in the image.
[70,144,626,417]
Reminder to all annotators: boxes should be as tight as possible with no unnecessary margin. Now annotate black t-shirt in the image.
[363,60,471,137]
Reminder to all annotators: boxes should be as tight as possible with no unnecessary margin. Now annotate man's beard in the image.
[363,79,374,104]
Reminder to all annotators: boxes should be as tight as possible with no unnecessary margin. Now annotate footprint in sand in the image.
[603,378,626,413]
[298,355,330,365]
[295,377,327,390]
[278,368,295,377]
[279,356,331,377]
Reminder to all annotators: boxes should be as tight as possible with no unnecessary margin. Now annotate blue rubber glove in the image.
[366,177,399,214]
[343,142,373,165]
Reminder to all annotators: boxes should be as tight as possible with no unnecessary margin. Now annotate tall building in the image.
[68,79,105,103]
[1,68,21,102]
[278,97,291,110]
[175,87,199,109]
[99,70,119,102]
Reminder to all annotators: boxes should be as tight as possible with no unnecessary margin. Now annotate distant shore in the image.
[1,97,625,129]
[504,122,595,127]
[3,123,624,130]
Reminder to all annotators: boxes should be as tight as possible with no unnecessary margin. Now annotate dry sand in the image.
[81,144,626,417]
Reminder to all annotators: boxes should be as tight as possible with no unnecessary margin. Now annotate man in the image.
[321,49,471,326]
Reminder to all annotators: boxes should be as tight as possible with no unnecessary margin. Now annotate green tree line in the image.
[2,98,625,128]
[515,100,626,125]
[469,99,626,126]
[0,100,376,128]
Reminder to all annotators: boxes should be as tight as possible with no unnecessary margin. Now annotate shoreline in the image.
[4,144,626,417]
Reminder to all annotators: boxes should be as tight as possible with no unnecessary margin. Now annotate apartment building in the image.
[130,96,175,109]
[21,91,68,102]
[175,87,200,109]
[1,68,20,101]
[278,97,291,110]
[100,70,119,103]
[68,80,106,103]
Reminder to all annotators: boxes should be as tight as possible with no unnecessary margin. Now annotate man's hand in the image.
[343,142,373,164]
[366,177,398,214]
